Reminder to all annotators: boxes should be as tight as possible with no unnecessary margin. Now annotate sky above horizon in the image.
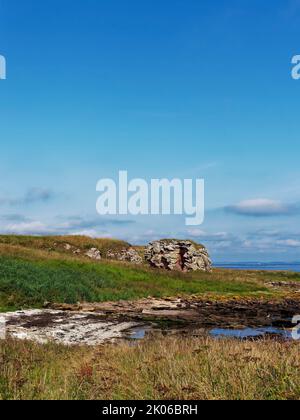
[1,0,300,262]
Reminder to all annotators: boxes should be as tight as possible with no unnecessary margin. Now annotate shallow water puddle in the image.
[210,327,292,340]
[0,309,295,346]
[124,325,293,343]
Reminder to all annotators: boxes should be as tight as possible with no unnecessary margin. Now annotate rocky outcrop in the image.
[145,240,212,273]
[85,248,102,260]
[58,239,211,270]
[60,242,142,264]
[106,248,143,264]
[0,309,139,346]
[62,243,82,256]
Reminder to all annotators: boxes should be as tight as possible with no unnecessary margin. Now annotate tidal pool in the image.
[125,325,294,343]
[0,309,296,346]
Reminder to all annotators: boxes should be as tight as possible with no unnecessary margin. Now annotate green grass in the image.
[0,252,268,311]
[0,235,299,311]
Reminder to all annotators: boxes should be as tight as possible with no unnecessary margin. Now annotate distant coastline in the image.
[214,262,300,272]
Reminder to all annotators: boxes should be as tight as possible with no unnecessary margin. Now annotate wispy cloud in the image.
[225,199,299,217]
[0,214,32,222]
[276,239,300,248]
[184,227,300,256]
[57,216,135,230]
[23,188,54,204]
[248,230,300,249]
[185,229,238,251]
[0,215,135,237]
[0,188,55,207]
[187,229,231,241]
[2,221,56,236]
[235,230,300,254]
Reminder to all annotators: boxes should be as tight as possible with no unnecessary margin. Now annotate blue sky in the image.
[1,0,300,261]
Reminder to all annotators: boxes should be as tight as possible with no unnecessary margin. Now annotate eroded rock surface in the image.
[49,297,300,329]
[0,310,140,346]
[1,298,299,346]
[145,240,212,272]
[85,248,102,260]
[106,248,142,264]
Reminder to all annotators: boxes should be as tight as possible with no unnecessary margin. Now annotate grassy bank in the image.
[0,251,269,312]
[0,235,299,311]
[0,336,299,400]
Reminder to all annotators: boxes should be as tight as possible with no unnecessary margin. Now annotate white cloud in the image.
[187,229,229,240]
[225,199,298,217]
[276,239,300,248]
[0,221,116,239]
[3,221,55,235]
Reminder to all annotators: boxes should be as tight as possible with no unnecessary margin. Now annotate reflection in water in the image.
[210,327,292,340]
[126,326,293,342]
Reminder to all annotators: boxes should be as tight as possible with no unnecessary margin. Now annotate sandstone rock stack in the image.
[145,240,212,273]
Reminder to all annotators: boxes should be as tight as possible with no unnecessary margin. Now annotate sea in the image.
[214,262,300,272]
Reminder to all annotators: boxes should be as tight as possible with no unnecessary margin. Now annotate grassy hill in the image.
[0,235,299,312]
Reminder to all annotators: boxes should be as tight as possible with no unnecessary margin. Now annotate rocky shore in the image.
[1,297,299,346]
[48,297,300,328]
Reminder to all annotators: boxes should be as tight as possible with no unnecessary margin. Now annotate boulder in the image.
[85,248,102,260]
[145,240,212,273]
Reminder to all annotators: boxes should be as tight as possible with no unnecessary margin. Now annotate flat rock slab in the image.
[49,297,300,328]
[1,298,300,346]
[0,310,140,346]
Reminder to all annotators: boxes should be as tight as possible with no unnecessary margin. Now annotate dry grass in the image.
[0,336,299,400]
[0,235,130,255]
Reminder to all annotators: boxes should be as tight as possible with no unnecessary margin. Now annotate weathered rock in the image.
[145,240,212,273]
[48,297,300,329]
[85,248,102,260]
[0,310,139,346]
[106,248,143,264]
